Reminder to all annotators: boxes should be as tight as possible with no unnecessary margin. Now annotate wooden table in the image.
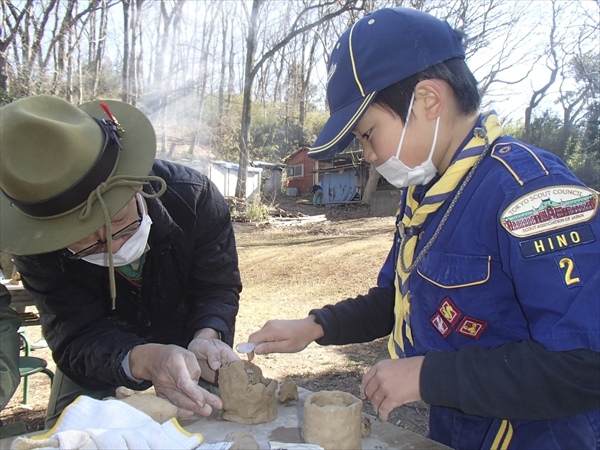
[1,280,36,310]
[0,387,449,449]
[178,387,449,449]
[2,279,41,329]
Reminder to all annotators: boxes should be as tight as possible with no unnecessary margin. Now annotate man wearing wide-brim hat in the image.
[0,95,242,427]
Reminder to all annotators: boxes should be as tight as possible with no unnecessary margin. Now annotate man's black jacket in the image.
[15,160,242,391]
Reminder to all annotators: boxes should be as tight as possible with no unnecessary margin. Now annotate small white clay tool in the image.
[235,342,260,354]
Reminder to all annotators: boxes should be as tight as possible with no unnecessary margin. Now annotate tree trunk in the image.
[226,24,235,115]
[362,163,380,205]
[121,0,130,102]
[65,31,73,102]
[161,95,168,155]
[524,0,559,143]
[129,0,145,106]
[188,132,198,158]
[0,49,8,93]
[188,3,216,159]
[78,52,83,103]
[236,0,262,200]
[167,141,177,160]
[299,32,319,145]
[217,8,228,119]
[91,0,108,99]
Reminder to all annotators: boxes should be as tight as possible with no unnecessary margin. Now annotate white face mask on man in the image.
[375,92,440,188]
[81,194,152,267]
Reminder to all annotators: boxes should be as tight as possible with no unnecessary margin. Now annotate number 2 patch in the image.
[554,254,583,288]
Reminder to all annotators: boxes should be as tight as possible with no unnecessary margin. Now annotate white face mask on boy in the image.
[375,92,440,188]
[81,194,152,267]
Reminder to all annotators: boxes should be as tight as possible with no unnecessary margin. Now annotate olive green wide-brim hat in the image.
[0,95,156,255]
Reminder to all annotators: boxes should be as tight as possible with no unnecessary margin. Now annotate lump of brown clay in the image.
[115,386,135,399]
[278,379,299,403]
[113,387,178,424]
[360,416,371,438]
[219,360,278,424]
[302,390,363,450]
[226,432,260,450]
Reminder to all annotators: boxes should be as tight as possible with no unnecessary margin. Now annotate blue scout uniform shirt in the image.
[377,115,600,449]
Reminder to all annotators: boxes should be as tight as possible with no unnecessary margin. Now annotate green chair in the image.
[18,356,54,405]
[18,330,53,405]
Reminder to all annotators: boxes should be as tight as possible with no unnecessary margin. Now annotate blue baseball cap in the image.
[308,7,465,159]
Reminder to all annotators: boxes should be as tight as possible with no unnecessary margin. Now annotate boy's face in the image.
[352,103,438,170]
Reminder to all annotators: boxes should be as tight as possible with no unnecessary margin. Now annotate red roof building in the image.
[284,147,319,196]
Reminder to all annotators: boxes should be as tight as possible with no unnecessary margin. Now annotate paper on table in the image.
[197,443,234,450]
[270,442,324,450]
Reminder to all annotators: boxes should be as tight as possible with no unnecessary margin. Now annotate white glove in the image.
[10,396,202,450]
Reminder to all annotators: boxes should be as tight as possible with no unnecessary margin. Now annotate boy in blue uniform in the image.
[246,7,600,449]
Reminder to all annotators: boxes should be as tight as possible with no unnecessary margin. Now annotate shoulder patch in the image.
[491,142,549,185]
[501,185,598,237]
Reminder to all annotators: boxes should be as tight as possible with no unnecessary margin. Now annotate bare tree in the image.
[91,0,109,99]
[298,30,320,144]
[0,0,34,94]
[129,0,145,106]
[523,1,560,141]
[458,1,540,101]
[121,0,130,101]
[187,1,219,158]
[217,4,229,120]
[235,0,363,199]
[2,0,596,201]
[1,0,100,97]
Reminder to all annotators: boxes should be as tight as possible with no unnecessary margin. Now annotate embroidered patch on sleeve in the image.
[519,224,596,258]
[501,186,598,237]
[456,317,487,339]
[554,253,583,288]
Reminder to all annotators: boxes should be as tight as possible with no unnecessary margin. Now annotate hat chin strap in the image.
[80,174,167,309]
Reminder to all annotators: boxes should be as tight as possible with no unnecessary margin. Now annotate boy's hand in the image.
[247,315,324,357]
[361,356,424,421]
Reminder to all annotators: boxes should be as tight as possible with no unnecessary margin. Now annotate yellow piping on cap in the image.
[309,91,376,154]
[348,23,365,97]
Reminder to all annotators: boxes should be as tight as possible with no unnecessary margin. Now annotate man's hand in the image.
[361,356,424,421]
[129,343,222,418]
[246,315,324,359]
[187,329,239,383]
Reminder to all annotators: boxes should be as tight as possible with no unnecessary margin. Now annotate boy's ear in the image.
[415,80,445,120]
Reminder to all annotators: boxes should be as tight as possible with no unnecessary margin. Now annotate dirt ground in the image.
[1,194,430,437]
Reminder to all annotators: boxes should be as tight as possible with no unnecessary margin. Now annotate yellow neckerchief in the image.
[389,112,503,357]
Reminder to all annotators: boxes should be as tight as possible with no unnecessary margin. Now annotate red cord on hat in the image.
[99,102,124,132]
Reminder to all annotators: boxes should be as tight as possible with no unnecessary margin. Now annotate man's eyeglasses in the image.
[68,218,142,260]
[68,198,143,260]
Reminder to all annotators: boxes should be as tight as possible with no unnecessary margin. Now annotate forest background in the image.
[1,0,599,197]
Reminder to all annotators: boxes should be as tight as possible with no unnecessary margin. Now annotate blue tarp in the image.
[321,170,356,204]
[217,161,262,173]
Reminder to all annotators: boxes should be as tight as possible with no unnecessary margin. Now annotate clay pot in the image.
[219,360,278,424]
[302,390,363,450]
